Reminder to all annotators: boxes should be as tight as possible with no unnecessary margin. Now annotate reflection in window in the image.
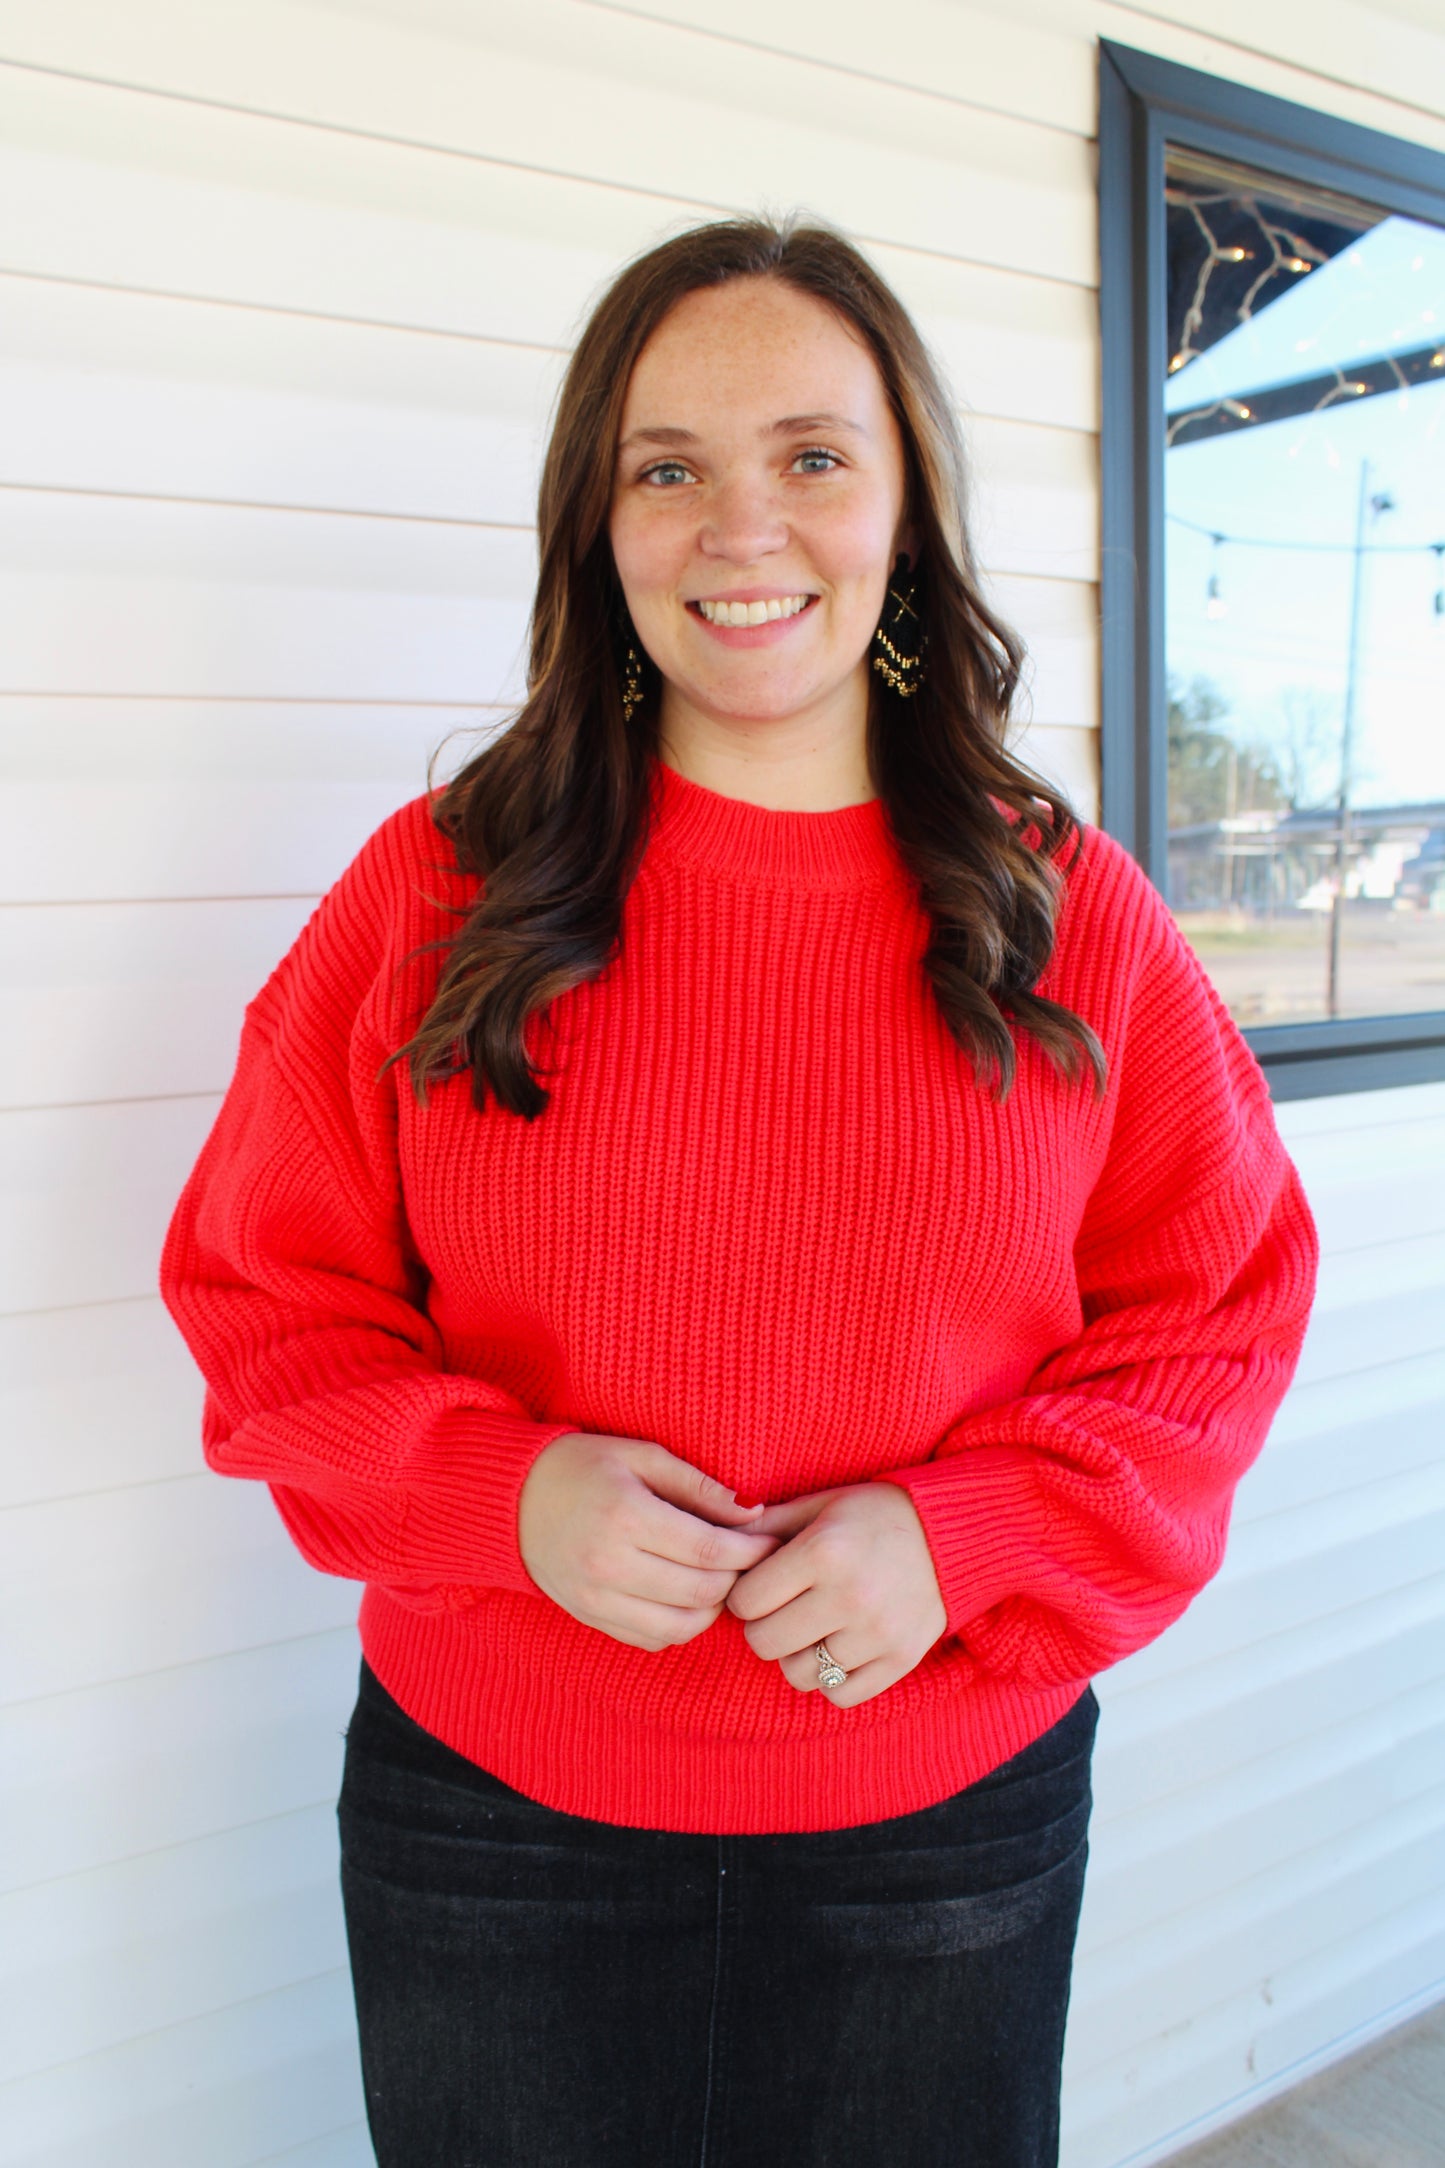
[1163,145,1445,1027]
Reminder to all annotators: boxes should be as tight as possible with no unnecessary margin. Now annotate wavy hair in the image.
[391,213,1107,1116]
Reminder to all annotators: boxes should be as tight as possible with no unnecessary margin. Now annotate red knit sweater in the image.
[160,755,1319,1833]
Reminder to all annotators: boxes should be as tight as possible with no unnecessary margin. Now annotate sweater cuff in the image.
[877,1453,1033,1640]
[404,1410,583,1597]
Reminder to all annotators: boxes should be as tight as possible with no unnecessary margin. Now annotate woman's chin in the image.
[670,669,865,732]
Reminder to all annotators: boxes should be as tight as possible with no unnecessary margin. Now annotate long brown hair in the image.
[392,213,1107,1117]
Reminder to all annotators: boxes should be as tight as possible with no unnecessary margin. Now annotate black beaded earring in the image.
[870,554,928,697]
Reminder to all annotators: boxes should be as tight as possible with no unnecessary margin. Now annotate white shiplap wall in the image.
[2,2,1442,2163]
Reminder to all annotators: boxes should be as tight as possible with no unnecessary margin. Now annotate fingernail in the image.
[735,1499,765,1511]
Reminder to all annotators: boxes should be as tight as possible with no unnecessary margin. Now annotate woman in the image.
[160,215,1319,2166]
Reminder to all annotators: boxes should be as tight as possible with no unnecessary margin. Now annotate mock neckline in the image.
[643,754,900,889]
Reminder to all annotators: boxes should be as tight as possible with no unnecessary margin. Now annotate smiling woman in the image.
[159,212,1319,2168]
[396,214,1104,1110]
[609,281,913,748]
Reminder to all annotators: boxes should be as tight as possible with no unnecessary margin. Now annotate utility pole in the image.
[1328,458,1393,1017]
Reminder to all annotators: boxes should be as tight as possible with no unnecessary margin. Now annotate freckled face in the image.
[607,277,913,732]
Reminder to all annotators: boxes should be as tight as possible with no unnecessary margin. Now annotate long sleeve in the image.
[883,845,1320,1693]
[159,801,578,1614]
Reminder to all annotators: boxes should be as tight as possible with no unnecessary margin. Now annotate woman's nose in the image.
[699,474,789,562]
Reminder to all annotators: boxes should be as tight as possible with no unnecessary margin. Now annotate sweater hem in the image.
[356,1584,1091,1836]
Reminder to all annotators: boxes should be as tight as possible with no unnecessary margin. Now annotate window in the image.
[1099,41,1445,1098]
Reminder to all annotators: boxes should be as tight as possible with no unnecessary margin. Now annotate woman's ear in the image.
[895,519,922,574]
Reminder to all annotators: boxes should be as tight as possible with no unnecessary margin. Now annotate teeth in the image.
[697,595,811,626]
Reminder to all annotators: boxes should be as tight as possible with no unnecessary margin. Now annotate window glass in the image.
[1164,144,1445,1026]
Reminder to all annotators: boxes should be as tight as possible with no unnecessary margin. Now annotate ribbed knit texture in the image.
[160,755,1319,1833]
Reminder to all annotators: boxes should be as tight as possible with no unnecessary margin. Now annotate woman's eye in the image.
[793,447,841,473]
[640,461,694,486]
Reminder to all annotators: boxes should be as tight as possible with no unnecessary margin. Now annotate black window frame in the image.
[1098,38,1445,1101]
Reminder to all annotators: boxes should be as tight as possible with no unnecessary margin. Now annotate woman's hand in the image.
[518,1432,781,1651]
[724,1483,948,1707]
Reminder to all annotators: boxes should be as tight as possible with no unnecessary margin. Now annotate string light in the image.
[1206,532,1227,618]
[1166,179,1331,375]
[1169,511,1444,556]
[1168,512,1445,624]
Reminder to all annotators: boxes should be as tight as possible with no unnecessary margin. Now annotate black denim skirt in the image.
[337,1655,1099,2168]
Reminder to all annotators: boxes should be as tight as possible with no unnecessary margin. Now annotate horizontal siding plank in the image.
[0,1094,219,1315]
[0,1964,364,2168]
[3,968,262,1110]
[1099,1667,1445,1864]
[1270,1337,1445,1450]
[0,886,340,1116]
[0,483,534,588]
[0,781,426,907]
[0,571,535,708]
[0,1803,348,2086]
[1092,1594,1445,1837]
[0,1631,358,1895]
[1272,1077,1445,1140]
[1287,1116,1445,1252]
[1070,1783,1445,2070]
[566,0,1095,133]
[874,249,1100,435]
[0,698,490,785]
[1,1299,204,1508]
[1234,1367,1445,1519]
[0,5,1097,281]
[0,397,542,548]
[0,1476,359,1707]
[0,898,318,1111]
[1288,1277,1445,1388]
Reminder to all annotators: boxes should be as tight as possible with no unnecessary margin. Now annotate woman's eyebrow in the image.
[617,426,700,451]
[770,412,867,437]
[618,413,867,454]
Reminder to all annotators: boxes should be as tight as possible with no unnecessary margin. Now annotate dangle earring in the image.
[614,604,647,724]
[870,553,928,696]
[619,636,645,724]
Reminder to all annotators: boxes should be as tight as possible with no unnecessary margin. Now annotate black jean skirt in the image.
[337,1654,1099,2168]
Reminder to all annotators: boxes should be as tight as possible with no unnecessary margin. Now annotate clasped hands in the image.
[723,1479,949,1707]
[517,1432,949,1710]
